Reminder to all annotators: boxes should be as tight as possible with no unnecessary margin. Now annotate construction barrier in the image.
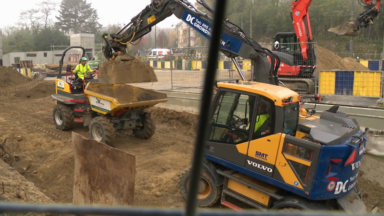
[359,59,383,71]
[14,68,33,78]
[145,60,253,71]
[319,70,382,97]
[359,60,369,68]
[368,60,380,71]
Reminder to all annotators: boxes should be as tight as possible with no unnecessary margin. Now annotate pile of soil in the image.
[98,55,158,84]
[0,136,53,204]
[0,66,31,88]
[14,81,55,99]
[149,107,199,132]
[316,46,368,74]
[0,160,53,204]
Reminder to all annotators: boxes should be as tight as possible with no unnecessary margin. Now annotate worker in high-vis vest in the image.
[73,57,93,81]
[246,101,271,136]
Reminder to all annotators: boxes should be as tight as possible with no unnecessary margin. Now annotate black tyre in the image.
[179,167,222,207]
[53,103,74,131]
[89,116,116,146]
[133,113,155,139]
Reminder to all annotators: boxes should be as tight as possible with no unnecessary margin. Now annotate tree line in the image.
[2,0,384,55]
[221,0,384,41]
[2,0,101,54]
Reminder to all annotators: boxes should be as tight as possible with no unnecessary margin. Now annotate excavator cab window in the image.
[274,32,298,53]
[250,96,275,140]
[283,102,300,136]
[209,91,255,144]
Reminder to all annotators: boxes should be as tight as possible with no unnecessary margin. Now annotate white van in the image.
[147,48,172,58]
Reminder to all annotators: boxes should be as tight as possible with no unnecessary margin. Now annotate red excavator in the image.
[271,0,381,94]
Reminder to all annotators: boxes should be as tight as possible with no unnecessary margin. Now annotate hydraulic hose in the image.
[198,0,215,14]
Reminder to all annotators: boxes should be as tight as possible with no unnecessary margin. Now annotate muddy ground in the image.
[0,79,196,208]
[0,72,383,211]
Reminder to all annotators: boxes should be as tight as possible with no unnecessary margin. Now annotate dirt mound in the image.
[14,81,55,99]
[98,55,158,84]
[316,46,368,74]
[0,159,53,205]
[0,66,31,88]
[149,107,198,129]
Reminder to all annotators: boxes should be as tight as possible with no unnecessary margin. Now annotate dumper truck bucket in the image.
[98,54,158,84]
[84,82,168,115]
[328,19,360,37]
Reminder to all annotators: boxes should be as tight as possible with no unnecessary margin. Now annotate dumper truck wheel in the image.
[53,103,74,131]
[179,167,222,207]
[89,116,116,146]
[133,114,155,139]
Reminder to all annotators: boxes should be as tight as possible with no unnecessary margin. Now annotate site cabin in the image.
[180,80,367,213]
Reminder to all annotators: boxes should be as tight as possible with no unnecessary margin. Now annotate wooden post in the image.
[72,132,135,206]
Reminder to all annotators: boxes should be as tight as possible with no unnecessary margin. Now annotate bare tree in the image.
[37,0,58,29]
[2,26,19,36]
[18,9,43,33]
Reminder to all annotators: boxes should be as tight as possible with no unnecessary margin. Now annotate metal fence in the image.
[133,42,319,95]
[334,52,383,60]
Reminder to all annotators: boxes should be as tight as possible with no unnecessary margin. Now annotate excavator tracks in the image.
[278,78,315,95]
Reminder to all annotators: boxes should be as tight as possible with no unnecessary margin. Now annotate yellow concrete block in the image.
[243,61,251,71]
[191,61,197,69]
[218,61,224,70]
[360,60,369,68]
[165,61,171,69]
[197,61,202,69]
[232,62,236,70]
[319,71,336,95]
[353,71,381,97]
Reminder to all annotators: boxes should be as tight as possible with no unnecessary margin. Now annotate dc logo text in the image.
[186,14,195,25]
[334,180,357,195]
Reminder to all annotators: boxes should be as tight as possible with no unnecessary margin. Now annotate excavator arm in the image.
[328,0,381,36]
[357,0,381,28]
[102,0,280,85]
[291,0,381,60]
[291,0,313,61]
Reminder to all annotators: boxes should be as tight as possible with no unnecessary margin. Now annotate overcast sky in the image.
[0,0,197,30]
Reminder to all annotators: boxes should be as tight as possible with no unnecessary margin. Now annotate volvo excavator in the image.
[100,0,368,213]
[272,0,381,94]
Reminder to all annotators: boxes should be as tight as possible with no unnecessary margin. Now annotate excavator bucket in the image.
[72,132,135,206]
[98,54,158,84]
[328,19,360,37]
